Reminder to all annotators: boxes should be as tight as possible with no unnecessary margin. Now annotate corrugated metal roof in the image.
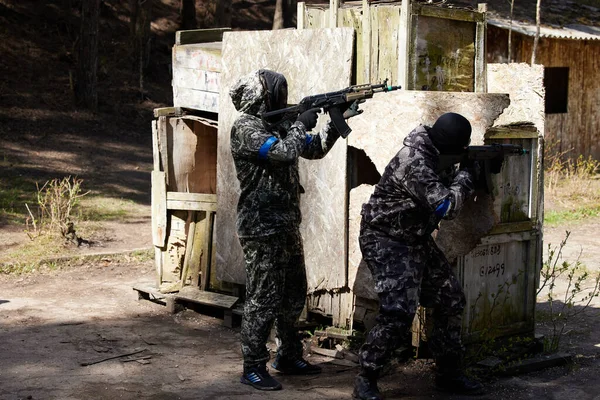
[488,18,600,41]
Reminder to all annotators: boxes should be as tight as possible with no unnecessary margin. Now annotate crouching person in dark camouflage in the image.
[229,69,359,391]
[353,113,485,399]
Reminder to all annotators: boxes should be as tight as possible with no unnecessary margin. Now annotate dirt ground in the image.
[1,1,599,399]
[0,216,599,400]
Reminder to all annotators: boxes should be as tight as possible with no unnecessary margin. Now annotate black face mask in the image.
[428,112,472,154]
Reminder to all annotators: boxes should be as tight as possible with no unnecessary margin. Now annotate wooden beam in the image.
[166,192,217,212]
[151,171,168,248]
[153,107,183,118]
[200,211,215,291]
[475,3,488,92]
[414,4,484,23]
[361,0,371,84]
[330,0,340,28]
[297,2,306,29]
[175,28,231,45]
[397,0,411,89]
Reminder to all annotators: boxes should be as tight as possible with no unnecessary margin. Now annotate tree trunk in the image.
[532,0,541,64]
[215,0,232,27]
[273,0,284,29]
[273,0,296,29]
[508,0,514,63]
[75,0,100,111]
[129,0,138,37]
[130,0,153,98]
[180,0,197,30]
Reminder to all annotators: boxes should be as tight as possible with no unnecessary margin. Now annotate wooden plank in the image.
[330,0,340,27]
[154,247,163,287]
[151,171,167,248]
[175,287,239,309]
[187,211,205,289]
[172,66,220,93]
[173,86,219,113]
[166,199,217,212]
[200,211,215,290]
[153,107,183,118]
[297,1,306,29]
[361,0,371,84]
[172,43,222,71]
[175,28,231,45]
[178,211,196,289]
[167,192,217,203]
[488,221,535,235]
[157,116,169,185]
[151,120,160,171]
[474,4,487,92]
[415,4,484,23]
[487,126,540,139]
[397,0,411,88]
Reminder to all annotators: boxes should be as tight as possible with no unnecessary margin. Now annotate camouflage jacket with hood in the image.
[361,125,474,241]
[229,70,341,238]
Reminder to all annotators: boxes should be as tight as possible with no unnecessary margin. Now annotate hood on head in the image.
[229,69,288,117]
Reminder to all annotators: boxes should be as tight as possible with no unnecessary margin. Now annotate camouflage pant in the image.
[357,227,466,373]
[239,229,307,369]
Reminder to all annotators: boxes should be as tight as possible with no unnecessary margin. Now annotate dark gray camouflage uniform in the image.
[358,126,474,374]
[229,70,341,369]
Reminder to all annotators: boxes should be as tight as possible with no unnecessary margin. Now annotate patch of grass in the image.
[544,206,600,226]
[78,196,148,222]
[0,175,38,224]
[0,234,65,274]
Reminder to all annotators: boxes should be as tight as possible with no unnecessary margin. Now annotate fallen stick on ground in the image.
[80,349,146,366]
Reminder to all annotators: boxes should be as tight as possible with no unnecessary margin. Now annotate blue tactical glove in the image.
[296,108,320,131]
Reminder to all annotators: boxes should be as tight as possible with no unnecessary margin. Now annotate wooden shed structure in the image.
[486,19,600,161]
[147,0,545,349]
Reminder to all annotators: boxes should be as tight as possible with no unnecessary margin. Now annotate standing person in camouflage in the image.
[352,113,485,400]
[229,69,359,391]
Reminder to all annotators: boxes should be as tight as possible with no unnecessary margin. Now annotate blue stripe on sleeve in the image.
[434,198,451,218]
[305,134,314,146]
[258,136,278,160]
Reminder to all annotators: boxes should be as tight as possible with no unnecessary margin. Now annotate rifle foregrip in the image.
[329,106,352,138]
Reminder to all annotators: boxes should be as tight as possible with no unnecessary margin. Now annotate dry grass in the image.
[544,143,600,226]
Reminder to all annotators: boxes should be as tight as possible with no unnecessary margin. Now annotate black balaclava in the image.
[258,69,288,113]
[428,112,472,154]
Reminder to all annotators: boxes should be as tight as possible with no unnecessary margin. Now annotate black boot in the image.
[435,355,484,395]
[352,370,383,400]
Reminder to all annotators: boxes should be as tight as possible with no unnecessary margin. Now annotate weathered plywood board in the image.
[347,90,511,174]
[459,235,537,338]
[172,43,222,113]
[216,28,355,288]
[487,63,545,134]
[349,91,510,300]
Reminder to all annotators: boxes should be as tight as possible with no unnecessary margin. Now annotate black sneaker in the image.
[240,365,282,391]
[271,354,322,375]
[436,373,485,395]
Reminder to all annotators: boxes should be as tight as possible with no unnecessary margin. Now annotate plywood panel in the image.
[216,28,355,287]
[459,237,537,338]
[347,90,510,174]
[487,63,545,134]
